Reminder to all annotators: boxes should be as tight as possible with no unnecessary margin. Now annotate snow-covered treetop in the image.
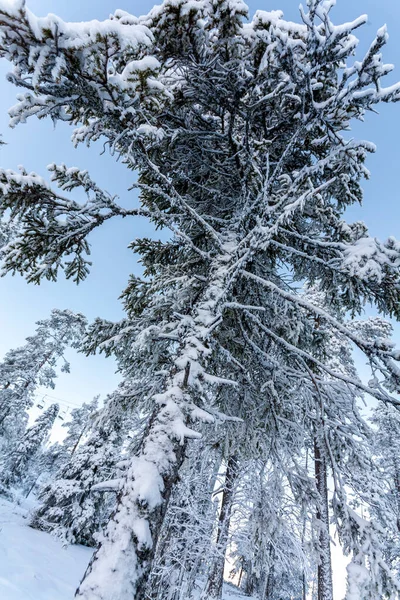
[0,0,398,298]
[0,0,399,410]
[0,308,86,392]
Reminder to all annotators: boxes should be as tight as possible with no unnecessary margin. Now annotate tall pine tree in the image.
[0,309,86,454]
[1,1,400,598]
[0,403,59,489]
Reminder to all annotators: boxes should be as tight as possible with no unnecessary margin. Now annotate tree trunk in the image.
[77,245,235,600]
[264,545,275,600]
[24,473,41,499]
[244,561,255,597]
[387,426,400,533]
[302,570,307,600]
[75,404,188,600]
[70,426,88,457]
[314,437,333,600]
[201,454,238,600]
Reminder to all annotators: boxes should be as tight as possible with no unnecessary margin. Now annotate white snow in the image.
[0,496,258,600]
[0,498,92,600]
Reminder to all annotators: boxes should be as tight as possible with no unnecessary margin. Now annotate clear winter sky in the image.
[0,1,399,597]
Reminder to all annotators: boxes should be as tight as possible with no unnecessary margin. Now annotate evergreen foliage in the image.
[0,403,59,489]
[0,1,400,599]
[31,393,125,547]
[0,309,87,456]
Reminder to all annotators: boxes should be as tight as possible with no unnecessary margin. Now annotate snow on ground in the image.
[0,497,250,600]
[0,498,92,600]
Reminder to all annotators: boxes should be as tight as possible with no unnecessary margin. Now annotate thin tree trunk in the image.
[25,473,41,499]
[387,427,400,533]
[393,465,400,533]
[237,566,244,589]
[201,454,238,600]
[302,571,307,600]
[264,545,275,600]
[302,449,309,600]
[314,437,333,600]
[70,426,88,457]
[243,561,253,596]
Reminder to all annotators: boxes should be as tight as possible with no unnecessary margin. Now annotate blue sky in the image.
[0,0,400,412]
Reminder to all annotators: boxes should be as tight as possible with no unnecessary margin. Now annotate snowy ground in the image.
[0,498,249,600]
[0,498,92,600]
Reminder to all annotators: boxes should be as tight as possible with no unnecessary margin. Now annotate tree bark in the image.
[244,561,255,597]
[314,437,333,600]
[386,426,400,533]
[264,545,275,600]
[201,454,238,600]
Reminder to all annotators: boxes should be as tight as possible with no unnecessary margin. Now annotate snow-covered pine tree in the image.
[1,2,400,598]
[22,440,69,499]
[147,438,222,600]
[0,402,59,490]
[301,299,400,598]
[22,397,100,500]
[0,309,86,454]
[365,314,400,583]
[31,391,125,547]
[371,402,400,579]
[229,460,307,600]
[62,396,100,457]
